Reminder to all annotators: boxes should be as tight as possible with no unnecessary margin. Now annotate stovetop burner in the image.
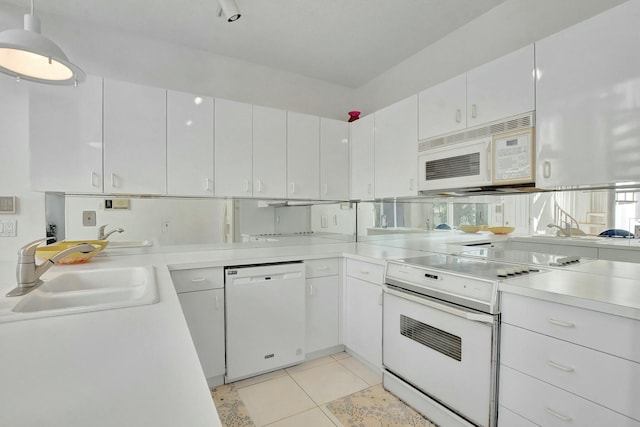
[395,254,541,280]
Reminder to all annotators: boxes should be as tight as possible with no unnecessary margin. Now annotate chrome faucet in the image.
[7,239,96,297]
[98,224,124,240]
[547,222,571,237]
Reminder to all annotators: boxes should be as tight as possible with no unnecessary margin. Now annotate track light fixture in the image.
[0,0,85,85]
[219,0,241,22]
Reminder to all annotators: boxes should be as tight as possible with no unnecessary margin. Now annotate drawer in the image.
[500,365,640,427]
[501,323,640,420]
[305,258,340,278]
[501,292,640,362]
[171,267,224,292]
[346,258,384,284]
[498,406,537,427]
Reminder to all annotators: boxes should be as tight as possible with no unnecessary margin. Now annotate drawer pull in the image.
[548,318,576,328]
[190,277,207,283]
[360,270,370,275]
[545,407,572,422]
[547,360,575,373]
[215,295,220,310]
[309,284,314,296]
[398,269,410,274]
[315,266,330,270]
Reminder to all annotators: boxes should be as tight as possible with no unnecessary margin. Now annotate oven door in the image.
[383,287,498,427]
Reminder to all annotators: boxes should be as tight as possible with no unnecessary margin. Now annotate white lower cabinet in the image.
[499,292,640,426]
[344,259,383,369]
[171,268,225,387]
[305,258,341,355]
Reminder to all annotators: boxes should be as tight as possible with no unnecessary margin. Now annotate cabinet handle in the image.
[323,183,328,195]
[110,173,118,188]
[545,407,572,422]
[367,183,372,195]
[455,109,461,123]
[398,269,410,274]
[90,172,99,187]
[543,160,552,179]
[257,179,263,193]
[315,266,329,270]
[471,104,477,119]
[215,295,220,310]
[290,182,296,194]
[378,292,383,306]
[190,277,207,283]
[244,179,250,193]
[309,284,314,296]
[547,360,575,373]
[204,178,213,192]
[409,178,414,191]
[548,318,575,328]
[360,270,369,275]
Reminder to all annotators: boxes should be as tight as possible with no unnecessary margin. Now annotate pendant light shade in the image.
[0,12,85,85]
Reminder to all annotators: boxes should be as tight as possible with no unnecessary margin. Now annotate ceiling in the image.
[0,0,507,88]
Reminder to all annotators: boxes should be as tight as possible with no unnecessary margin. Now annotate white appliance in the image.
[418,113,535,193]
[225,262,305,382]
[383,255,548,427]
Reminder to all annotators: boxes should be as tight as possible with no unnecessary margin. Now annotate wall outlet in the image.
[82,211,96,226]
[161,217,171,233]
[0,219,17,237]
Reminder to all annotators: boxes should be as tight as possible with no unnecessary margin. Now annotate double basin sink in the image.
[0,266,159,323]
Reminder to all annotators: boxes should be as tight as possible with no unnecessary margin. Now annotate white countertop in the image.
[512,235,640,250]
[3,237,640,426]
[0,255,221,427]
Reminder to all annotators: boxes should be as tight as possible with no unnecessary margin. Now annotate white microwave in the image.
[418,127,535,192]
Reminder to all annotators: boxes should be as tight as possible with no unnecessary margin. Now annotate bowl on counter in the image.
[458,225,483,233]
[36,240,109,264]
[487,226,515,235]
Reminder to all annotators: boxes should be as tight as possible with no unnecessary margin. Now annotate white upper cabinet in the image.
[287,112,320,199]
[536,1,640,188]
[350,114,375,200]
[320,118,350,201]
[418,45,534,141]
[214,99,253,197]
[374,95,418,198]
[253,105,287,198]
[29,76,103,193]
[103,79,167,195]
[167,91,214,196]
[418,73,467,140]
[466,44,535,128]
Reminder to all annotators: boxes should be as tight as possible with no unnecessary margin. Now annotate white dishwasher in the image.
[225,262,306,382]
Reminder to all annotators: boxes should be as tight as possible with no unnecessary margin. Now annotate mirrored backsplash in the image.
[46,189,640,253]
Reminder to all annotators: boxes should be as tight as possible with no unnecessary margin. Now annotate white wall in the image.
[0,79,46,261]
[0,4,354,120]
[353,0,628,114]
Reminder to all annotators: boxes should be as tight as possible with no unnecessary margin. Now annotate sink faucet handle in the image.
[17,238,48,261]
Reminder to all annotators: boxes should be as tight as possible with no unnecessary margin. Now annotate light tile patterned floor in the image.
[211,352,436,427]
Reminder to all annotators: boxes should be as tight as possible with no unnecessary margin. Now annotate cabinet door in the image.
[214,99,253,197]
[103,79,166,194]
[418,73,466,140]
[345,276,382,368]
[467,44,534,127]
[320,118,350,200]
[306,276,340,354]
[253,105,287,198]
[350,114,375,200]
[287,111,320,199]
[177,288,225,382]
[29,75,103,193]
[374,95,418,198]
[536,1,640,188]
[167,91,214,196]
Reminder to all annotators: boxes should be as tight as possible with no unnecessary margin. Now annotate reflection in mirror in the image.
[46,195,356,252]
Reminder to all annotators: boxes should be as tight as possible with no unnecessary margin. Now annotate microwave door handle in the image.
[487,145,492,179]
[385,287,495,325]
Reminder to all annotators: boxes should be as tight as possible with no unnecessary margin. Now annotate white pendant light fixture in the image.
[219,0,241,22]
[0,0,85,85]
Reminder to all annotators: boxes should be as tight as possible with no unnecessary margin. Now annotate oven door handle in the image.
[385,287,495,325]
